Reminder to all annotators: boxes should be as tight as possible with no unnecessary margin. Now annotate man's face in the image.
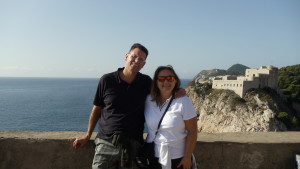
[125,48,147,73]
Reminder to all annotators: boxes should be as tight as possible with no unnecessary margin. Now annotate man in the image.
[72,43,152,169]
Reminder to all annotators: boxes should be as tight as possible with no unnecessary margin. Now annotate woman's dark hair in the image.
[129,43,148,57]
[151,65,181,105]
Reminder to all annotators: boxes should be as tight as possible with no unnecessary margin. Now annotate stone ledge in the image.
[1,131,299,169]
[1,130,299,143]
[196,131,300,143]
[0,130,97,140]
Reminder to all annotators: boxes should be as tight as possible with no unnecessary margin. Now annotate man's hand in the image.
[72,135,90,150]
[175,88,186,98]
[72,106,102,150]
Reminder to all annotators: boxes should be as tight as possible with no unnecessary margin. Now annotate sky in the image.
[0,0,299,79]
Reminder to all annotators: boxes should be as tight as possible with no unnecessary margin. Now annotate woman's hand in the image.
[177,156,192,169]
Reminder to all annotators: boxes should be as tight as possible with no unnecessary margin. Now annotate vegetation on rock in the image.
[227,64,249,75]
[278,64,300,103]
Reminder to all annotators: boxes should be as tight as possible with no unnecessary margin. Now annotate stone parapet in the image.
[0,131,299,169]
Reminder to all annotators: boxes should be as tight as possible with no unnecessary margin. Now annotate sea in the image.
[0,77,191,132]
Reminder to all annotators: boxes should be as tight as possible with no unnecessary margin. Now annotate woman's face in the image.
[156,69,177,94]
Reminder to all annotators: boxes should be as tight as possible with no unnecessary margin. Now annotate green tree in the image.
[278,64,300,102]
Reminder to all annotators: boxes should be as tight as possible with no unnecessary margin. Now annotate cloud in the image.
[1,66,33,71]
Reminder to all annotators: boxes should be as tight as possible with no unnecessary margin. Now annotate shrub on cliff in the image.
[278,64,300,103]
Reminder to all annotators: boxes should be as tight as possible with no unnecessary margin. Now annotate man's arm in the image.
[175,88,186,98]
[72,105,102,150]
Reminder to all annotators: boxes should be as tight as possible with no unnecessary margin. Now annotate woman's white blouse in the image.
[144,95,197,169]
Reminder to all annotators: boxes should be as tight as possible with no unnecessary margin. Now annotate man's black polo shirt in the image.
[93,68,152,139]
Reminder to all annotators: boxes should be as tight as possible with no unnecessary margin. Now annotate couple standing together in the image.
[72,43,198,169]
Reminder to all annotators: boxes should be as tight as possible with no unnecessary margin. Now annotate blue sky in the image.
[1,0,299,79]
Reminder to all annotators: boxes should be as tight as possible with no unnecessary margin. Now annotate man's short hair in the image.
[129,43,148,57]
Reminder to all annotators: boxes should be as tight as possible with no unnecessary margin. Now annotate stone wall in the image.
[212,66,278,98]
[0,131,300,169]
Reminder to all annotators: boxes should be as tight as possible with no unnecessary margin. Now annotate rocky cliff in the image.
[186,85,288,133]
[192,64,249,84]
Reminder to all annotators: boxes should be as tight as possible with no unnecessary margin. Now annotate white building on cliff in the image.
[212,66,279,98]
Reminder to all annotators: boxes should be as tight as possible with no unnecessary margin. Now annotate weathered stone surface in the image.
[0,131,97,169]
[186,86,287,133]
[1,131,300,169]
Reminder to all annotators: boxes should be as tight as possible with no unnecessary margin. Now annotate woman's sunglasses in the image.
[157,76,175,82]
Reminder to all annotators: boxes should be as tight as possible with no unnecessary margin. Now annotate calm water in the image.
[0,77,191,131]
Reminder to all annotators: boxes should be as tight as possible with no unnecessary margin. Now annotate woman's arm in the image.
[178,117,198,169]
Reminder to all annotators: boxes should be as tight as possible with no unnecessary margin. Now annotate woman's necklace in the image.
[159,96,171,111]
[159,100,167,111]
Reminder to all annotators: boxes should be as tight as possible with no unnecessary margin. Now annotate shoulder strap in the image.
[154,96,174,137]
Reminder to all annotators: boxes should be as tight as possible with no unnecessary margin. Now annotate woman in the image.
[144,65,198,169]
